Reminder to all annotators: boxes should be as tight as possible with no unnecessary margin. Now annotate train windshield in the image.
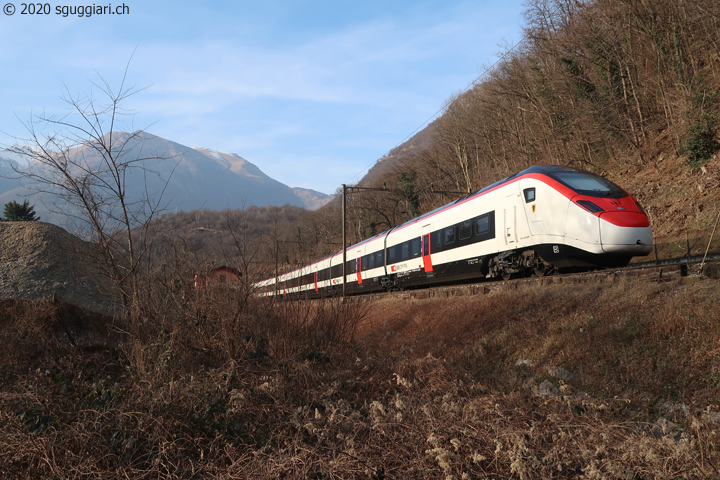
[548,171,627,198]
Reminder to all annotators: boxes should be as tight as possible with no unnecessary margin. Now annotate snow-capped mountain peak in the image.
[192,147,267,179]
[0,131,333,226]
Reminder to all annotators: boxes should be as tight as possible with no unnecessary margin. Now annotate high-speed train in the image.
[255,165,652,297]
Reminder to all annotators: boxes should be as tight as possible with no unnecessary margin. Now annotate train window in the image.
[523,188,535,203]
[401,242,410,260]
[376,251,384,266]
[331,264,342,278]
[476,215,490,235]
[549,171,626,198]
[394,244,404,263]
[444,226,455,244]
[411,238,421,257]
[459,220,472,241]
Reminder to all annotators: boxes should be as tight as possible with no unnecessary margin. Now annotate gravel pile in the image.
[0,221,120,315]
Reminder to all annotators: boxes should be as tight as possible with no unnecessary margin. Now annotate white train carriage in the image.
[255,166,652,297]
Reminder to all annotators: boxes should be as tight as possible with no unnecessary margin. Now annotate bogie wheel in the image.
[533,264,548,277]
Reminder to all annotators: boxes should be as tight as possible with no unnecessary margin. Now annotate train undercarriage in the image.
[375,248,556,293]
[486,249,556,280]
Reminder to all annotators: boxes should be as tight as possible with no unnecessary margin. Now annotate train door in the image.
[519,179,545,236]
[355,248,363,285]
[421,224,433,273]
[313,267,318,292]
[504,195,518,245]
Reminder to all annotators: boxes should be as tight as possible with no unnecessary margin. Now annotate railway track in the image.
[350,256,720,302]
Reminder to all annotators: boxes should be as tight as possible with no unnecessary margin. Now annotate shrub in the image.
[680,114,720,168]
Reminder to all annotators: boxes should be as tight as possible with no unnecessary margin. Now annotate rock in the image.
[515,359,535,368]
[547,366,573,381]
[535,380,560,398]
[0,221,120,315]
[651,417,685,442]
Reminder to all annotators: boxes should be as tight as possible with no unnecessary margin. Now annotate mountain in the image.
[0,131,332,226]
[0,157,21,195]
[192,147,333,210]
[292,187,336,211]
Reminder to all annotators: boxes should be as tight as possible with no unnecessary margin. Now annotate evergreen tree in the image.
[1,200,40,222]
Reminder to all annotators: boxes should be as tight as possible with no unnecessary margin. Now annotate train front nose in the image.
[599,211,653,255]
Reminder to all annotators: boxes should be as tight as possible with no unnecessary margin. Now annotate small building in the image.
[194,265,242,288]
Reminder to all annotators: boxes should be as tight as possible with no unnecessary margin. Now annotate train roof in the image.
[392,165,585,230]
[336,166,606,254]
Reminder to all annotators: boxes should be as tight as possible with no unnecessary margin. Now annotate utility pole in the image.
[340,183,392,297]
[337,183,466,297]
[342,184,346,297]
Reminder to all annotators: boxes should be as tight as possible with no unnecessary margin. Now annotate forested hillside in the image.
[356,0,720,242]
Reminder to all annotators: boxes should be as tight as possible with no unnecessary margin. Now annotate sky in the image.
[0,1,527,195]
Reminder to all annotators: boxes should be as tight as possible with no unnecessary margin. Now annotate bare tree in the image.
[6,63,175,315]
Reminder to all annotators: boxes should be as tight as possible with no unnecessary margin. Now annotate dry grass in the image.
[1,276,720,478]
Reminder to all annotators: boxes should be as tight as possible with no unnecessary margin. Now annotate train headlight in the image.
[576,200,604,213]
